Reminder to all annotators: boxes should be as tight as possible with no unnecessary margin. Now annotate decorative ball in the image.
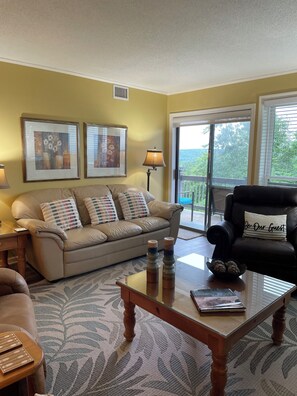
[210,259,224,268]
[207,259,246,280]
[213,262,226,272]
[226,260,240,275]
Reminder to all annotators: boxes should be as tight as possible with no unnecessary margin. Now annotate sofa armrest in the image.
[207,220,236,260]
[147,200,183,220]
[17,218,67,241]
[0,268,30,297]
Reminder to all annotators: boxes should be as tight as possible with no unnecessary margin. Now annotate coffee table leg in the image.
[272,304,286,346]
[123,301,136,342]
[210,352,227,396]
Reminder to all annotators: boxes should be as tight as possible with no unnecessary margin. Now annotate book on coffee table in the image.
[190,288,246,313]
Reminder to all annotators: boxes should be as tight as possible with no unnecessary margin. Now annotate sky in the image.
[179,125,209,150]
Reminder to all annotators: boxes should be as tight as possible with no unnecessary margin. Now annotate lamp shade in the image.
[143,148,166,169]
[0,164,9,189]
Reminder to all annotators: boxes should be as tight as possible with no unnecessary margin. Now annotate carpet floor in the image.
[29,256,297,396]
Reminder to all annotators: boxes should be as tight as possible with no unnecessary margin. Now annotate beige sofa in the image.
[11,184,183,281]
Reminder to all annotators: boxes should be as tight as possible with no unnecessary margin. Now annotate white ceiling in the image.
[1,0,297,94]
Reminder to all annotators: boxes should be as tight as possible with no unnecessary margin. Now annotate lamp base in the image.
[146,169,151,191]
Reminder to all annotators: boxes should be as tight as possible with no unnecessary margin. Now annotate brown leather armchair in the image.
[207,185,297,284]
[0,268,46,394]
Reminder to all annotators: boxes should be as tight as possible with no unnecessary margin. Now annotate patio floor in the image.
[180,208,222,232]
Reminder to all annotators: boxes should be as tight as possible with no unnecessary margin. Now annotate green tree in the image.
[184,122,250,181]
[271,116,297,179]
[213,122,249,179]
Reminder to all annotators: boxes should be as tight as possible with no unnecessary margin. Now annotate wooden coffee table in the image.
[116,253,297,396]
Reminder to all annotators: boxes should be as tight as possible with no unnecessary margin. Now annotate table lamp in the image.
[0,164,9,226]
[143,147,166,191]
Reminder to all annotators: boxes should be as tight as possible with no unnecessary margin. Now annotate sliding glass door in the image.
[176,124,211,231]
[173,106,253,232]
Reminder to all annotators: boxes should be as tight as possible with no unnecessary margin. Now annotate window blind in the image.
[259,93,297,185]
[171,106,253,128]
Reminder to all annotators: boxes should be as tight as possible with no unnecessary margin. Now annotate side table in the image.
[0,221,29,278]
[0,331,44,396]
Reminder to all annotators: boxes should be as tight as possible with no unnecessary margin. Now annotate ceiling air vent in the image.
[113,85,129,101]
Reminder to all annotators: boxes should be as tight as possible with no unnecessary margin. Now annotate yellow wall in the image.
[167,72,297,185]
[168,73,297,113]
[0,62,167,220]
[1,60,297,222]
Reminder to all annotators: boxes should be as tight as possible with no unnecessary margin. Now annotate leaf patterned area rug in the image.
[29,257,297,396]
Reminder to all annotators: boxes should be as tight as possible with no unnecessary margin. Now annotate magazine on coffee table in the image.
[190,288,246,313]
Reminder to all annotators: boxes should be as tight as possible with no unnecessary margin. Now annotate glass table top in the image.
[117,253,296,337]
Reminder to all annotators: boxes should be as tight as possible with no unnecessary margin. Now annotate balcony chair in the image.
[210,186,233,220]
[206,185,297,284]
[178,191,194,222]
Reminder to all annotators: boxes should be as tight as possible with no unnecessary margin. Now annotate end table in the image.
[0,331,44,396]
[0,221,29,278]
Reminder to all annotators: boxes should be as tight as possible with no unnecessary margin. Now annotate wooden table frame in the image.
[0,331,44,396]
[117,267,294,396]
[0,222,29,278]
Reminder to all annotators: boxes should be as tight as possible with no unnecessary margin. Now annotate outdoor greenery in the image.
[179,115,297,208]
[179,122,249,208]
[181,122,249,181]
[180,117,297,183]
[271,116,297,182]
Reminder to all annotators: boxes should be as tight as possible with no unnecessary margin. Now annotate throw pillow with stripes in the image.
[40,198,82,231]
[84,195,119,225]
[118,191,149,220]
[243,211,287,241]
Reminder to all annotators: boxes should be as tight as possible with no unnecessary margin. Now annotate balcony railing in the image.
[179,175,247,211]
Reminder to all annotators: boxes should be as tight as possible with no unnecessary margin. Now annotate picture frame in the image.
[21,118,80,182]
[84,123,127,178]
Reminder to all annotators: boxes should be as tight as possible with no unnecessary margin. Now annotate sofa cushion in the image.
[129,216,169,233]
[64,226,107,251]
[107,184,155,220]
[71,185,111,225]
[84,195,118,225]
[243,211,287,241]
[118,191,149,220]
[12,187,74,221]
[40,198,82,231]
[94,220,142,241]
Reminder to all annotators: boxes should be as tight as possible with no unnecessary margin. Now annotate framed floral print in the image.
[21,118,80,182]
[84,123,127,178]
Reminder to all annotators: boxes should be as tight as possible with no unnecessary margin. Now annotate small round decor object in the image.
[225,260,241,275]
[213,261,226,273]
[207,259,246,280]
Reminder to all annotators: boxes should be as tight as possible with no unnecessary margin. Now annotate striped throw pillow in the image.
[118,191,149,220]
[84,195,119,225]
[40,198,82,231]
[243,211,287,241]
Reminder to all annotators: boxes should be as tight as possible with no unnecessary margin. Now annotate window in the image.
[258,92,297,186]
[169,105,255,230]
